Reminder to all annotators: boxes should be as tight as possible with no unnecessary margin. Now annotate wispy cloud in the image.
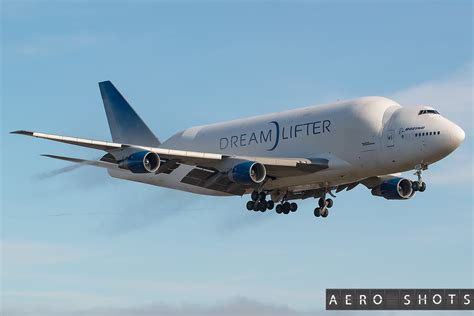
[15,32,100,57]
[391,62,473,131]
[1,296,316,316]
[101,189,202,234]
[390,62,473,185]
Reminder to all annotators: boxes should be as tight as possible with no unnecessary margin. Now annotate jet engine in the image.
[228,161,266,185]
[371,177,414,200]
[118,151,160,173]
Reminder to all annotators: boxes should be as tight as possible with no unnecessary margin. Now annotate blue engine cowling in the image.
[118,151,160,173]
[228,161,266,185]
[371,177,414,200]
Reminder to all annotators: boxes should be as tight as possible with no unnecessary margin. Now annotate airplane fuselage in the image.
[108,96,465,196]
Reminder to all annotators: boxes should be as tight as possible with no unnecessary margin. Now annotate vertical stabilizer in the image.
[99,81,161,147]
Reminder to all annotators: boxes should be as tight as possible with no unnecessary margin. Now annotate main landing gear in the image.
[275,201,298,215]
[246,191,298,214]
[246,191,274,212]
[412,164,427,192]
[313,189,335,218]
[313,197,333,218]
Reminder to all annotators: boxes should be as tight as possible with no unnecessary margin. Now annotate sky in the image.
[1,1,473,315]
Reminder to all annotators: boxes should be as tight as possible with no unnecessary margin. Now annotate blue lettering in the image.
[248,132,258,145]
[240,133,247,146]
[260,130,272,143]
[220,137,229,149]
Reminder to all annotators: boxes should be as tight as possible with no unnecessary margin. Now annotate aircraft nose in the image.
[450,123,465,148]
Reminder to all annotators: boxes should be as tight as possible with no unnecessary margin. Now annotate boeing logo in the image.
[219,119,331,151]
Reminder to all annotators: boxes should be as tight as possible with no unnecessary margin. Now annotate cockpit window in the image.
[418,109,440,115]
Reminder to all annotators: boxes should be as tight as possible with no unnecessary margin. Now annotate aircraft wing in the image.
[11,130,329,178]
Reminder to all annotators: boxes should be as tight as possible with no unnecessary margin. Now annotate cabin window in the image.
[418,109,440,115]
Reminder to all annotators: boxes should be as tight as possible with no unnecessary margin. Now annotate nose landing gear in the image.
[412,164,428,192]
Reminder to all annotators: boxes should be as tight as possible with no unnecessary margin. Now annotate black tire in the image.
[290,202,298,212]
[276,204,283,214]
[266,200,275,210]
[419,182,426,192]
[259,192,266,201]
[246,201,254,211]
[318,198,325,207]
[253,201,260,211]
[283,202,290,214]
[314,207,321,217]
[326,198,333,208]
[259,202,267,212]
[251,191,259,201]
[412,181,419,191]
[321,208,329,218]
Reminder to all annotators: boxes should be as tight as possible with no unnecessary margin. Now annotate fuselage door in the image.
[387,129,395,147]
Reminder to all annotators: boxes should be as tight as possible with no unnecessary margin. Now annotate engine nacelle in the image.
[371,177,414,200]
[228,161,266,185]
[118,151,160,173]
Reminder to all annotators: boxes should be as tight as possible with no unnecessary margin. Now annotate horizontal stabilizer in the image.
[42,154,119,169]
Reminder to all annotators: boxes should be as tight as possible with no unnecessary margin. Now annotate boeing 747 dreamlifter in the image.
[12,81,465,218]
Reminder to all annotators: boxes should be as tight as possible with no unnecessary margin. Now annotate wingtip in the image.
[10,130,33,136]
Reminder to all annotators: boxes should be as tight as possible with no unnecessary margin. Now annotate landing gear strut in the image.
[412,164,427,192]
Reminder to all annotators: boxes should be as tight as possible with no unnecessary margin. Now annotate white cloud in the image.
[391,62,473,131]
[390,62,473,185]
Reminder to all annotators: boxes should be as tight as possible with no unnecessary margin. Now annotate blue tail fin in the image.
[99,81,161,147]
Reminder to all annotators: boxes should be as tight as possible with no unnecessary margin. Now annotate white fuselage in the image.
[108,96,465,196]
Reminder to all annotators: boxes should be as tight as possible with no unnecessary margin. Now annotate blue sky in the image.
[1,1,472,315]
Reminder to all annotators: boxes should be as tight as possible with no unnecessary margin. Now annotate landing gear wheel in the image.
[282,202,290,214]
[276,204,283,214]
[314,207,321,217]
[419,182,426,192]
[251,191,259,201]
[258,201,266,212]
[290,202,298,212]
[266,200,275,210]
[326,198,333,208]
[246,201,255,211]
[318,198,325,208]
[253,202,260,211]
[412,181,419,191]
[321,208,329,218]
[259,192,266,201]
